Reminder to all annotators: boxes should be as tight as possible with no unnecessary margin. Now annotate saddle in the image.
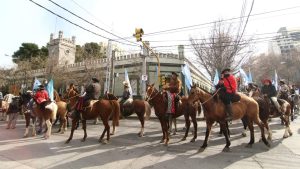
[231,93,241,103]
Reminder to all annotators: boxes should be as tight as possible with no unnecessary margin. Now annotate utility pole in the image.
[110,50,115,93]
[104,40,112,93]
[142,41,149,98]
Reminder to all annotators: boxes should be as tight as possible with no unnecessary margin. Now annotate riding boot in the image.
[225,104,233,121]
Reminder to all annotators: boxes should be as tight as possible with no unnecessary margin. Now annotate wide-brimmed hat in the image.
[171,72,178,76]
[38,84,45,88]
[26,90,33,93]
[279,79,285,84]
[221,68,231,74]
[92,77,100,83]
[123,81,129,88]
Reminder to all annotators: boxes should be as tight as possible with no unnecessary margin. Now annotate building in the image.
[268,27,300,56]
[9,31,212,97]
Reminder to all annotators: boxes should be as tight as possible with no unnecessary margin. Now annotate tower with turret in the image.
[47,31,76,66]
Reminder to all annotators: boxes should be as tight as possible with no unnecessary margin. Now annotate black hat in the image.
[38,84,45,88]
[92,78,100,83]
[279,79,285,84]
[221,68,231,74]
[171,72,178,76]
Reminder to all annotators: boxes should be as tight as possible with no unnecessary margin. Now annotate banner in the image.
[124,68,133,98]
[213,69,219,86]
[46,79,54,101]
[248,69,253,83]
[32,77,41,91]
[181,65,193,91]
[274,70,278,90]
[239,68,249,86]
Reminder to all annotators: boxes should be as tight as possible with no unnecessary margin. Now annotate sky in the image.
[1,0,300,68]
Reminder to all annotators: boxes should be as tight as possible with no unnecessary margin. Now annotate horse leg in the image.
[172,118,177,135]
[241,116,248,137]
[282,114,292,138]
[220,121,231,152]
[200,120,214,150]
[182,113,190,141]
[105,120,110,143]
[191,112,198,143]
[60,116,66,134]
[65,118,78,144]
[24,113,30,137]
[252,118,270,148]
[137,111,145,137]
[246,120,255,148]
[164,119,169,146]
[264,119,272,141]
[81,119,87,142]
[32,116,37,137]
[158,117,165,143]
[44,119,52,139]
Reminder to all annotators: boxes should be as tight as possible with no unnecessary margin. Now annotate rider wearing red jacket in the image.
[216,68,237,121]
[34,85,49,110]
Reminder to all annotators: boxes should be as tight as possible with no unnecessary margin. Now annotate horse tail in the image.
[110,100,120,126]
[144,101,151,120]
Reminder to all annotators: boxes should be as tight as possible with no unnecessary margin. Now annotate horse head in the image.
[145,83,159,103]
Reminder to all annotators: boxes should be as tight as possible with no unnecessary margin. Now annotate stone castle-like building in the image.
[11,31,212,97]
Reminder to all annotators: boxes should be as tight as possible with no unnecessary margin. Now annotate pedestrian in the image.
[6,97,21,129]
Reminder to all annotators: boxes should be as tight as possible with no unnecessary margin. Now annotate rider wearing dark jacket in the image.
[84,78,101,101]
[261,82,277,98]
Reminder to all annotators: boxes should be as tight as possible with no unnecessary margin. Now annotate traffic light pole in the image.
[141,41,161,82]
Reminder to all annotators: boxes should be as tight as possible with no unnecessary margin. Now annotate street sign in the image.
[142,75,148,81]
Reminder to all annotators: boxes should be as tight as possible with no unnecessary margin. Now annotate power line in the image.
[48,0,138,46]
[28,0,137,47]
[118,5,300,39]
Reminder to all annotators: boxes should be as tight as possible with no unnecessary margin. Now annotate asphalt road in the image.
[0,112,300,169]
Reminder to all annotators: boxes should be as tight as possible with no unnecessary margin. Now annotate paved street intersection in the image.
[0,113,300,169]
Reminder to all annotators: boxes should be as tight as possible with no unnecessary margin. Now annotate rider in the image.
[165,72,182,126]
[278,79,289,99]
[74,78,101,119]
[118,82,131,104]
[216,68,237,121]
[34,85,49,111]
[261,79,283,115]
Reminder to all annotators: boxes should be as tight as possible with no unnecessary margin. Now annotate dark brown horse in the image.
[249,89,292,139]
[145,84,192,145]
[188,85,270,152]
[65,99,120,144]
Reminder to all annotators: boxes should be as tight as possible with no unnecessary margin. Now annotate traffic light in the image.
[134,28,144,42]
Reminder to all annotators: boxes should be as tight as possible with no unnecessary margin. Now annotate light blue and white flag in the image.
[124,68,133,97]
[181,65,193,91]
[46,79,54,101]
[213,69,219,86]
[239,68,249,86]
[274,70,278,90]
[32,77,41,91]
[248,69,253,83]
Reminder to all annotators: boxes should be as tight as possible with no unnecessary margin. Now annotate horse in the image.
[20,92,58,138]
[249,89,292,140]
[65,99,120,144]
[145,84,193,145]
[53,90,69,134]
[113,93,151,137]
[188,85,270,152]
[0,100,9,121]
[279,92,294,121]
[20,92,38,137]
[292,93,300,114]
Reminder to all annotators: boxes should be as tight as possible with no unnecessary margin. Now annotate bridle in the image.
[145,87,160,102]
[192,87,220,105]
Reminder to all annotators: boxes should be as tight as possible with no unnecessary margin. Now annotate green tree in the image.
[12,43,48,69]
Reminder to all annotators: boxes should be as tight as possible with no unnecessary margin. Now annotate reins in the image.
[146,88,160,102]
[199,88,221,105]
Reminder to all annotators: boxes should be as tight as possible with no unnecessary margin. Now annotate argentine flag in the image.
[124,68,133,98]
[46,79,54,101]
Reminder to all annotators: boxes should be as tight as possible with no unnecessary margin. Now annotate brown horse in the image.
[145,84,191,145]
[188,85,270,152]
[65,99,120,144]
[53,90,69,134]
[114,94,151,137]
[249,89,292,139]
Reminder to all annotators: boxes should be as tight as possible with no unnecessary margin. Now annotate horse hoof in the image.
[283,135,288,139]
[110,133,115,136]
[172,132,177,135]
[190,139,195,143]
[181,137,186,141]
[60,131,65,134]
[164,142,169,146]
[198,147,205,153]
[65,140,70,144]
[258,138,262,142]
[267,136,272,141]
[160,140,164,143]
[222,147,231,152]
[102,140,108,144]
[241,133,247,137]
[23,135,28,138]
[81,138,86,142]
[246,144,252,148]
